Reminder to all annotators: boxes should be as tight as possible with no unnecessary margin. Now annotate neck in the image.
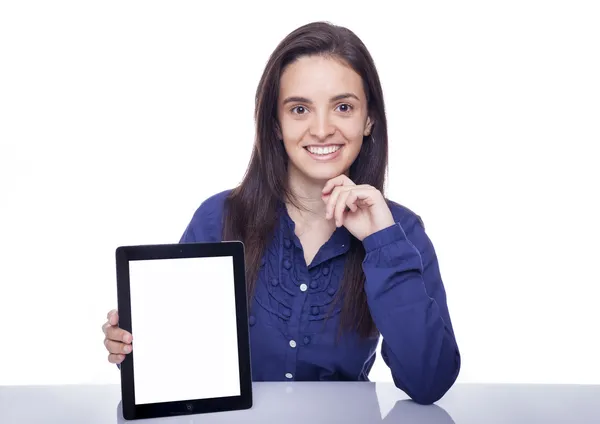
[285,166,330,226]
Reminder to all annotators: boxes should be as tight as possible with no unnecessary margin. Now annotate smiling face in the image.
[277,55,373,184]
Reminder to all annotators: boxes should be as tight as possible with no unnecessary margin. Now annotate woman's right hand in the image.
[102,309,133,364]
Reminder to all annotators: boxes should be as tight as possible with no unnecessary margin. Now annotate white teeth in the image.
[307,145,341,155]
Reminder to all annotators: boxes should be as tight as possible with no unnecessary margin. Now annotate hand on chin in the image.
[321,174,395,241]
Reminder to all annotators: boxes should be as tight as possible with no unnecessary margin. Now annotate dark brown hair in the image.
[222,21,389,338]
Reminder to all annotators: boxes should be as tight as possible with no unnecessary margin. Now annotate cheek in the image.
[279,118,302,142]
[280,125,309,160]
[347,140,364,162]
[340,124,365,161]
[340,121,366,145]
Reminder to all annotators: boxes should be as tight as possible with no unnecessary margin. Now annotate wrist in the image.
[362,222,406,252]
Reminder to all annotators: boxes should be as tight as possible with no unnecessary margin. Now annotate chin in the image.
[300,165,348,183]
[287,145,359,183]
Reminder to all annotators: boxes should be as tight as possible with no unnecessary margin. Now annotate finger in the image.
[104,338,132,355]
[334,190,353,227]
[345,190,359,213]
[321,176,343,196]
[345,187,378,208]
[107,309,117,320]
[322,175,355,196]
[108,353,126,364]
[108,310,119,326]
[106,325,133,344]
[325,185,346,219]
[345,190,359,212]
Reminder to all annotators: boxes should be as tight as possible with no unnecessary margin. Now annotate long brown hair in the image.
[222,21,389,338]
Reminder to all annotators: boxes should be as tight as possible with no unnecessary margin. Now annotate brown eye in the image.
[291,106,307,114]
[336,103,353,113]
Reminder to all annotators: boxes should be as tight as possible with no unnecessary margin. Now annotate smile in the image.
[303,144,344,161]
[304,145,342,155]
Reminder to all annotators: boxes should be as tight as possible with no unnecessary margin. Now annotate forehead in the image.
[279,55,365,99]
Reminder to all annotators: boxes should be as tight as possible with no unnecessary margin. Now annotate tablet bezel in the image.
[115,241,252,420]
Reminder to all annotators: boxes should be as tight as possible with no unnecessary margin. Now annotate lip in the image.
[303,145,343,161]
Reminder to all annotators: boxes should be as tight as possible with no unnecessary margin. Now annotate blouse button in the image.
[300,283,307,292]
[289,340,297,348]
[303,336,311,345]
[248,315,256,326]
[271,278,279,286]
[284,239,292,249]
[285,373,293,379]
[311,306,319,315]
[327,287,336,296]
[322,266,330,275]
[283,259,292,269]
[309,280,318,289]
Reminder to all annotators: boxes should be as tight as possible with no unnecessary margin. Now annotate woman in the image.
[102,21,461,405]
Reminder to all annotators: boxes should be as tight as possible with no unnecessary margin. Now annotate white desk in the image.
[1,382,599,423]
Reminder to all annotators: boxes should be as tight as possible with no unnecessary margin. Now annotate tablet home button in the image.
[186,403,193,411]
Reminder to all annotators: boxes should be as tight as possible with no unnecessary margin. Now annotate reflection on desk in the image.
[0,381,599,423]
[113,382,453,423]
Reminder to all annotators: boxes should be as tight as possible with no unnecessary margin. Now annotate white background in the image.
[1,1,599,386]
[129,256,240,404]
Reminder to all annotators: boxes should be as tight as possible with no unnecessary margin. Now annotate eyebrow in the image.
[282,93,360,105]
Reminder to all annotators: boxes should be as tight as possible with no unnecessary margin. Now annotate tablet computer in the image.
[115,241,252,420]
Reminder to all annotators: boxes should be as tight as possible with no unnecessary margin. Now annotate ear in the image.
[363,117,374,136]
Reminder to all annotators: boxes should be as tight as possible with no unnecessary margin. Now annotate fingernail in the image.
[124,345,131,354]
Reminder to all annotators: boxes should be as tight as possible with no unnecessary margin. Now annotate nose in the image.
[309,112,335,140]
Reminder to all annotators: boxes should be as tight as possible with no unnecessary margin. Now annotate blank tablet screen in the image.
[128,256,240,405]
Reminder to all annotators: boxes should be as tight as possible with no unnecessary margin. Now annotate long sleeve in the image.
[361,211,461,405]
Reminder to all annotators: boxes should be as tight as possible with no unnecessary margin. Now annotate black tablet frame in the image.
[115,241,252,420]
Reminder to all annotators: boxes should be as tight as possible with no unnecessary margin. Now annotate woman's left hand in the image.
[322,175,396,241]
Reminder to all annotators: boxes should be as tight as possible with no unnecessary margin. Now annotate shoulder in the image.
[385,198,425,230]
[383,198,438,258]
[196,189,233,215]
[179,189,233,243]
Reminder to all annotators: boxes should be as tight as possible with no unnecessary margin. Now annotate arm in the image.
[361,214,461,405]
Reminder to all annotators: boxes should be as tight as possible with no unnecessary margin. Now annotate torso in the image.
[295,221,336,266]
[286,204,337,266]
[246,207,379,382]
[181,189,382,383]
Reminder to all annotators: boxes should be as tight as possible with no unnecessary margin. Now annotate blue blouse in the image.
[179,189,461,404]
